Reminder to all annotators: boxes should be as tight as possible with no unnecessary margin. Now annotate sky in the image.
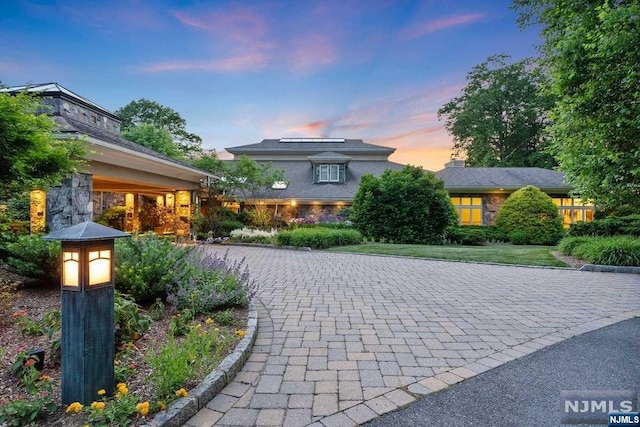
[1,0,541,171]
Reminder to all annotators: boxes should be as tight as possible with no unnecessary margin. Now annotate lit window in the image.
[62,251,80,287]
[552,197,595,227]
[450,197,483,226]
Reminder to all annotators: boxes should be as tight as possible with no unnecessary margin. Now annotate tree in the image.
[438,54,556,168]
[121,123,184,160]
[495,185,563,245]
[0,92,84,198]
[351,166,457,244]
[513,0,640,209]
[115,99,202,158]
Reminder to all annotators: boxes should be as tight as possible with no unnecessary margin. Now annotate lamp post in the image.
[43,221,129,405]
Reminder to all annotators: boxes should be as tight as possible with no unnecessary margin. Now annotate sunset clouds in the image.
[1,0,540,171]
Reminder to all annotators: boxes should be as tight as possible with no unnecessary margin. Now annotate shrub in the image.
[351,166,457,244]
[495,185,564,245]
[4,234,60,281]
[95,206,127,230]
[276,227,362,249]
[557,235,640,266]
[446,226,508,245]
[166,249,256,314]
[114,234,193,303]
[510,231,528,245]
[114,292,152,347]
[569,214,640,237]
[230,227,277,243]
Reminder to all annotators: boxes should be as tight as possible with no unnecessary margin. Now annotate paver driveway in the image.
[186,246,639,427]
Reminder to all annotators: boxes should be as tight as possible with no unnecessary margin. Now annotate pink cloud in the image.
[402,13,486,39]
[288,34,338,69]
[370,126,446,147]
[140,52,268,73]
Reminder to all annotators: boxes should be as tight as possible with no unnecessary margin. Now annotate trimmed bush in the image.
[557,235,640,266]
[495,185,564,245]
[351,166,456,244]
[446,226,508,245]
[276,227,362,249]
[569,214,640,237]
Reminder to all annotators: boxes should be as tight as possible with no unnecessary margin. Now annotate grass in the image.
[327,243,569,267]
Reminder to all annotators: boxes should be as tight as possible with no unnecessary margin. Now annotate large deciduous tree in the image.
[116,99,202,158]
[121,123,184,160]
[438,54,556,168]
[351,166,456,244]
[513,0,640,209]
[0,92,83,198]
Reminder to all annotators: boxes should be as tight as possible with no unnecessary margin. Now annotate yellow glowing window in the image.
[62,251,80,287]
[450,196,483,226]
[553,197,595,227]
[88,250,111,286]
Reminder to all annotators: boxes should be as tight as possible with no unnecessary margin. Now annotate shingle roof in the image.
[227,139,395,156]
[250,160,405,202]
[435,167,571,192]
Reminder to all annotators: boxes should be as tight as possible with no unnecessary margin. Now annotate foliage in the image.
[229,227,277,243]
[558,235,640,266]
[66,383,139,427]
[495,185,564,245]
[4,234,60,281]
[166,250,255,314]
[95,206,127,230]
[211,308,234,326]
[168,310,193,337]
[568,214,640,237]
[446,225,508,245]
[115,98,202,158]
[276,227,362,249]
[0,371,56,426]
[114,291,152,347]
[513,0,640,209]
[246,205,272,228]
[122,123,184,160]
[114,234,193,303]
[351,166,457,244]
[146,322,234,402]
[0,92,85,198]
[510,231,528,245]
[438,54,556,168]
[192,206,244,238]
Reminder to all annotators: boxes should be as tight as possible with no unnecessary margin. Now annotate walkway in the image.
[185,246,640,427]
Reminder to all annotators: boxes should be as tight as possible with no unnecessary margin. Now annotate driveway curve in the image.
[185,246,639,427]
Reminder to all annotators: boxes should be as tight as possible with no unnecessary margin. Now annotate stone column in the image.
[46,173,93,232]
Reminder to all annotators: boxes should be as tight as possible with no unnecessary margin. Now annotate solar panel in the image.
[279,138,345,143]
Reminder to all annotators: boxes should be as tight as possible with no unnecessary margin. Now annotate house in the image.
[225,138,404,221]
[1,83,216,233]
[435,160,595,227]
[226,140,594,227]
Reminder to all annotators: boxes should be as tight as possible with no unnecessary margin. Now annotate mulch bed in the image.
[0,262,247,426]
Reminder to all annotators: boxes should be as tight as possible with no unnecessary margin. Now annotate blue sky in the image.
[1,0,540,170]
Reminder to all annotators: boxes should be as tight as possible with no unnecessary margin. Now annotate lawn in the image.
[327,243,569,267]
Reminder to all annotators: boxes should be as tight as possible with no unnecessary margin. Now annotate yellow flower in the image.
[39,375,51,382]
[116,382,129,396]
[235,329,247,337]
[194,324,202,330]
[114,359,120,365]
[97,389,106,396]
[175,388,188,398]
[159,402,167,411]
[66,402,83,414]
[205,318,213,325]
[91,401,105,410]
[214,327,220,332]
[136,401,150,416]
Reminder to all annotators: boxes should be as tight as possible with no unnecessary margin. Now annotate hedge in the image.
[276,227,362,249]
[558,235,640,266]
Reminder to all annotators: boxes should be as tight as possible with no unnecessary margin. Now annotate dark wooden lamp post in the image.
[43,221,129,405]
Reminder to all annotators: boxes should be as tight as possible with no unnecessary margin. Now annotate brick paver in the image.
[185,246,639,426]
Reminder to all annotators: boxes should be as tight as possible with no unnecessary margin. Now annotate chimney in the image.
[445,159,465,168]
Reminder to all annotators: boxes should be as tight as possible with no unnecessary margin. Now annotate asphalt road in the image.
[364,317,640,427]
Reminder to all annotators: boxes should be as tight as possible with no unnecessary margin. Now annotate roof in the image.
[226,139,395,156]
[42,221,130,241]
[0,83,118,119]
[435,167,571,192]
[247,160,405,202]
[307,152,352,163]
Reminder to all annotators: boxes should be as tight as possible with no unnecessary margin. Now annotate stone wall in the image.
[46,173,93,231]
[482,194,509,226]
[93,192,126,216]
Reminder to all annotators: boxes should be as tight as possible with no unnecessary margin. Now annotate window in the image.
[315,164,344,183]
[552,197,595,227]
[450,197,483,225]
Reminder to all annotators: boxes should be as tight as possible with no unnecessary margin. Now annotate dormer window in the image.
[315,164,344,183]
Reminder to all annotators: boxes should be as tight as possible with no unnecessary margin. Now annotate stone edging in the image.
[580,264,640,274]
[140,299,258,427]
[215,242,312,251]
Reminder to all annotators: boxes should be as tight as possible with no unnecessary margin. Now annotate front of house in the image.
[226,139,595,227]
